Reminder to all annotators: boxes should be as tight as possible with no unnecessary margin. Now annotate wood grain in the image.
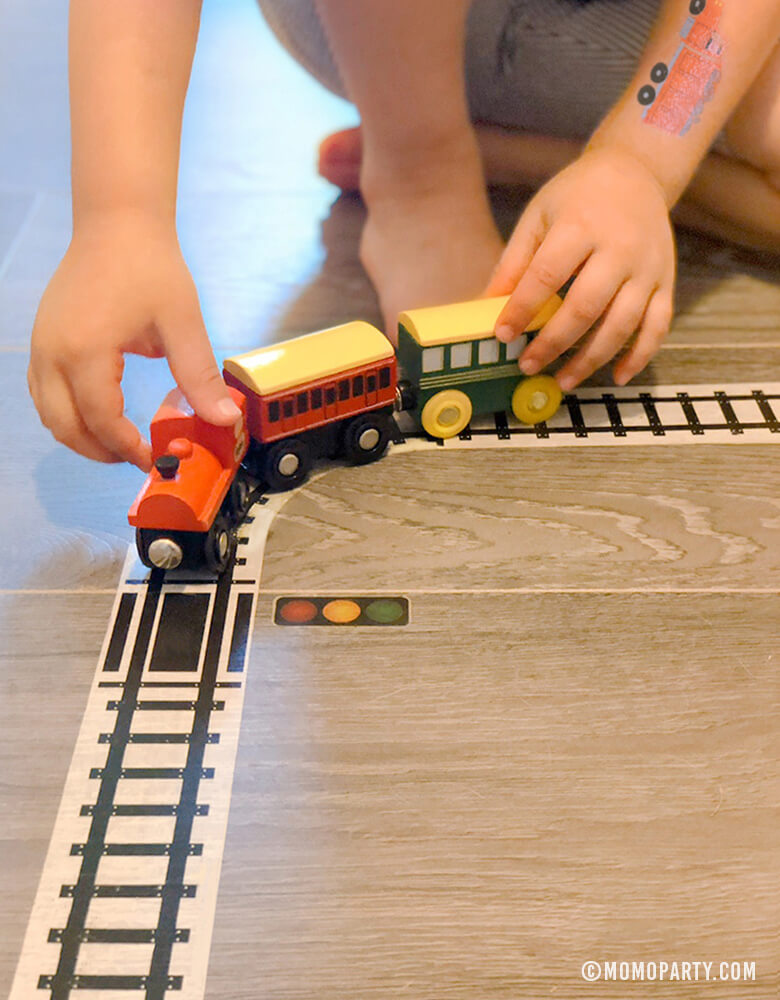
[0,594,113,994]
[206,592,779,999]
[0,0,777,998]
[260,446,780,593]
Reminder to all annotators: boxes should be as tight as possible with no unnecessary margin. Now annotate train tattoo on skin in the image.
[129,291,565,572]
[637,0,725,137]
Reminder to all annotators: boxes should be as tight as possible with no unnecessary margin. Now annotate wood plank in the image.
[0,354,142,589]
[0,593,114,997]
[259,444,780,593]
[206,591,779,1000]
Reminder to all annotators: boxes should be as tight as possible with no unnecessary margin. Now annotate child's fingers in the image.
[554,281,654,390]
[485,203,545,297]
[162,306,241,426]
[31,363,124,464]
[514,253,627,375]
[614,289,674,385]
[494,222,593,356]
[69,357,152,470]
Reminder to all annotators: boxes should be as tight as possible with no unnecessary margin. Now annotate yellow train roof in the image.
[398,294,562,348]
[224,321,393,396]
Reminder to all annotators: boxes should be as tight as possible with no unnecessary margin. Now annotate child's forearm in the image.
[70,0,202,227]
[585,0,780,206]
[314,0,476,177]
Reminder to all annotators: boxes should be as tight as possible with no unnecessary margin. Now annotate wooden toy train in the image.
[129,292,564,572]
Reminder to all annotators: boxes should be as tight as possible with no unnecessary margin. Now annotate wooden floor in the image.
[1,0,778,997]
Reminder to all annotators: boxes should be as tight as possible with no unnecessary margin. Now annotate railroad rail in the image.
[10,496,285,1000]
[393,384,780,449]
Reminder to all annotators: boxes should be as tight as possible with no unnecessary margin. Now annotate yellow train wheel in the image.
[421,390,473,439]
[511,375,562,425]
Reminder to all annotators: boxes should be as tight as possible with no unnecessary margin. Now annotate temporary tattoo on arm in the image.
[637,0,725,137]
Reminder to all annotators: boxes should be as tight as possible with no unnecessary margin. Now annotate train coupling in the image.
[394,380,416,413]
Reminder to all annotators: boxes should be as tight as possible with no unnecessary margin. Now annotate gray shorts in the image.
[258,0,730,151]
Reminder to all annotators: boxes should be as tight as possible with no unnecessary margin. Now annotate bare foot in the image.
[319,125,582,192]
[320,125,780,256]
[356,137,505,340]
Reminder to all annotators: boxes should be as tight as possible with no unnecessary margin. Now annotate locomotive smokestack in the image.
[155,454,180,480]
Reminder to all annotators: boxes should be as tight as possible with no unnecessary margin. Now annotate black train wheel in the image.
[204,515,236,575]
[637,85,656,106]
[228,471,254,520]
[136,528,185,571]
[262,438,312,491]
[650,62,668,83]
[340,412,391,465]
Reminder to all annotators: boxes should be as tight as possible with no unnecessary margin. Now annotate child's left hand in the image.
[486,146,676,389]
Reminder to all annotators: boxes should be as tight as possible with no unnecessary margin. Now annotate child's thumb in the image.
[167,326,241,426]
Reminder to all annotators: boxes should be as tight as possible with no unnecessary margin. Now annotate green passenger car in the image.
[396,294,565,439]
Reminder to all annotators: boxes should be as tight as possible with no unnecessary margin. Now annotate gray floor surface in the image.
[1,1,778,997]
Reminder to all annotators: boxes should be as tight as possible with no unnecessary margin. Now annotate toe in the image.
[318,126,363,190]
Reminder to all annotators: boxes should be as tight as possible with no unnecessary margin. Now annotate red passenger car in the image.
[223,320,398,490]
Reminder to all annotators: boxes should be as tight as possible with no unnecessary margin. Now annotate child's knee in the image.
[257,0,347,98]
[722,42,780,178]
[724,127,780,194]
[759,127,780,194]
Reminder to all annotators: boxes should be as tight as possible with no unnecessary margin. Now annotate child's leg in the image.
[257,0,346,98]
[319,0,667,187]
[311,0,778,254]
[317,0,507,336]
[260,0,504,337]
[680,40,780,253]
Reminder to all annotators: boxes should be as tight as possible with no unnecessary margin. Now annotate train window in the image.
[311,388,323,409]
[422,347,444,373]
[450,342,472,369]
[478,339,499,365]
[283,399,294,419]
[338,380,350,401]
[379,366,391,388]
[505,334,527,361]
[352,375,364,397]
[367,374,377,392]
[268,401,280,423]
[297,391,308,414]
[325,387,336,406]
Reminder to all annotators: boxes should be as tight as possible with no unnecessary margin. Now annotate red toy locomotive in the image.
[129,321,399,571]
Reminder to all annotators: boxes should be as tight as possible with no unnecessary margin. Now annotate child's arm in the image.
[586,0,780,207]
[488,0,780,389]
[29,0,241,470]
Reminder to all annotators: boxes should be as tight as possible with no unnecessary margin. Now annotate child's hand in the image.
[487,147,676,389]
[29,212,241,471]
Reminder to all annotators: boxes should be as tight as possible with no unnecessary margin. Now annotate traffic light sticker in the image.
[275,596,409,626]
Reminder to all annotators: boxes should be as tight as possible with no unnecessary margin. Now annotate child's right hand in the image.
[29,212,242,471]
